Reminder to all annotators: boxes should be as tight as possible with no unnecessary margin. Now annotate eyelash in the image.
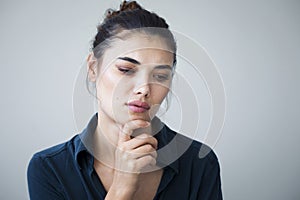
[118,67,135,75]
[117,67,170,82]
[153,74,170,82]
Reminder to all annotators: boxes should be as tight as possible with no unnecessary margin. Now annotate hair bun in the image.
[120,1,142,11]
[106,1,142,19]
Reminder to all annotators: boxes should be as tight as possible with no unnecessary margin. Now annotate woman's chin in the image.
[128,113,151,122]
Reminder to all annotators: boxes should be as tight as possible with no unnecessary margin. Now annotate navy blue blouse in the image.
[27,113,222,199]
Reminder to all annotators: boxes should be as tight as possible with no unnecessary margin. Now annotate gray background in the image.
[1,0,299,199]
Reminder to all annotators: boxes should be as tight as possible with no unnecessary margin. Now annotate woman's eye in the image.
[154,74,170,82]
[118,67,135,75]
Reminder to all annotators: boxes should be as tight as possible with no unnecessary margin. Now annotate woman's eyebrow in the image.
[154,65,172,70]
[117,57,172,70]
[117,57,141,65]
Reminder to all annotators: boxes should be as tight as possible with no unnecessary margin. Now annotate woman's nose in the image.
[134,82,150,97]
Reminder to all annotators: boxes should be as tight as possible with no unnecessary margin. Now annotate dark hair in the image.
[91,0,177,66]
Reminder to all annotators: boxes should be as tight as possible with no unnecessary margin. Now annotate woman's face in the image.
[90,32,174,125]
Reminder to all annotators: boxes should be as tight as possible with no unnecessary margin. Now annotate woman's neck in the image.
[93,113,121,167]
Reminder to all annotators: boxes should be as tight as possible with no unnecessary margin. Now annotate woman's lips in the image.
[127,100,150,113]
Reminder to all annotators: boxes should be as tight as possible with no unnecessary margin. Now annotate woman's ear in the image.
[87,52,98,82]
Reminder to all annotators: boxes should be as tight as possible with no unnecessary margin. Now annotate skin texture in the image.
[87,32,174,199]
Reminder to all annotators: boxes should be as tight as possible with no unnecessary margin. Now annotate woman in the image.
[27,1,222,199]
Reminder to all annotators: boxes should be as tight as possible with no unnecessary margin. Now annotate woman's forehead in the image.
[101,34,174,66]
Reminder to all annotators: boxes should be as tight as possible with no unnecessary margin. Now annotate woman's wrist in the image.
[105,183,136,200]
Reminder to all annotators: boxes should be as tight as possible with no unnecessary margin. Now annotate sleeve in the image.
[27,155,65,200]
[197,152,223,200]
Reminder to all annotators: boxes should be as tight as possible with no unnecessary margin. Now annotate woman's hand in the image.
[105,119,158,199]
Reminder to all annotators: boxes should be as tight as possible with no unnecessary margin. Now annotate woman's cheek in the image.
[153,86,169,102]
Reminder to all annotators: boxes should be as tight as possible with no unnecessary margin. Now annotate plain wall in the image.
[0,0,299,199]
